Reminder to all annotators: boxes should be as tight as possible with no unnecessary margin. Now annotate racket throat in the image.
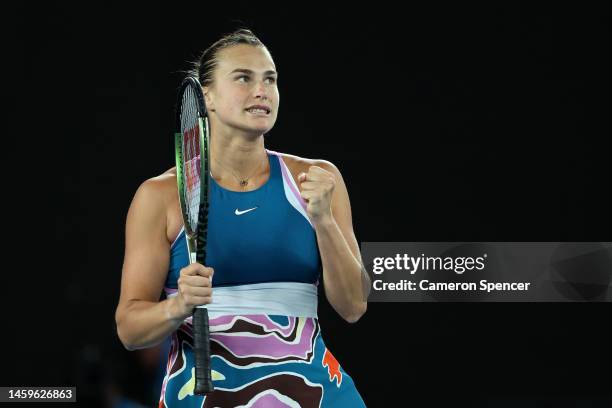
[186,235,198,264]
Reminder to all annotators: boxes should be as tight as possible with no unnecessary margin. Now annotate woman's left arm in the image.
[298,161,370,323]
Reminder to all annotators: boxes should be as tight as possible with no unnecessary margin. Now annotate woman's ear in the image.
[202,86,215,112]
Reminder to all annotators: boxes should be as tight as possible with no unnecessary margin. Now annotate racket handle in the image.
[193,307,214,395]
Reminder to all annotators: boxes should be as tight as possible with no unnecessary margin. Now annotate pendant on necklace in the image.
[240,180,248,187]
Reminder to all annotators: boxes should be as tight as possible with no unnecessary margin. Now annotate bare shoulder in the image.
[144,168,176,192]
[130,168,177,212]
[162,166,177,176]
[274,151,341,179]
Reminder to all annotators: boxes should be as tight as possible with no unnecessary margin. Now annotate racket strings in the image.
[180,85,202,231]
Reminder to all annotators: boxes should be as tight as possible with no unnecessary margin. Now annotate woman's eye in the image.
[236,76,276,84]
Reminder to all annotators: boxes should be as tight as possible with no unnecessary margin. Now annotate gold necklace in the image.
[212,153,267,188]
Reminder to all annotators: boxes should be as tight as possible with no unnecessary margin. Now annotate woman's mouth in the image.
[245,106,271,116]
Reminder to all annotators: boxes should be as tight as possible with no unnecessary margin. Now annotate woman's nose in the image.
[253,82,268,99]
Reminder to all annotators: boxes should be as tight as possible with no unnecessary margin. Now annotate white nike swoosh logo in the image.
[235,207,258,215]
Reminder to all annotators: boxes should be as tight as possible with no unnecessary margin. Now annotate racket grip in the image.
[193,307,214,395]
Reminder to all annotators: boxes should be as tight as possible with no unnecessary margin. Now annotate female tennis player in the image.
[115,28,369,407]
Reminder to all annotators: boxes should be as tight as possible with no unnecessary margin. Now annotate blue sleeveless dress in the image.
[158,150,366,407]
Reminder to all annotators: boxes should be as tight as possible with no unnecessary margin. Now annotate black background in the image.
[7,1,611,407]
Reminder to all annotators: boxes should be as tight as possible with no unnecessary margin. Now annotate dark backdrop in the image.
[7,2,611,407]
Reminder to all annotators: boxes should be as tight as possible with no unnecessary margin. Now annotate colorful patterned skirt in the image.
[158,313,366,407]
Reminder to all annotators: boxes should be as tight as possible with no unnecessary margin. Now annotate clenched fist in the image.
[297,165,336,224]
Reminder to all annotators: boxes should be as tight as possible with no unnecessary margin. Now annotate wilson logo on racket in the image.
[234,207,258,216]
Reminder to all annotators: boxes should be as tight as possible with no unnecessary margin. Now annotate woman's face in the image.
[204,44,279,136]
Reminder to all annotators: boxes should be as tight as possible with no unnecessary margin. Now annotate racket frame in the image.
[174,77,214,395]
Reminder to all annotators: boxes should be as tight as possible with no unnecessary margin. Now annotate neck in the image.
[209,124,267,181]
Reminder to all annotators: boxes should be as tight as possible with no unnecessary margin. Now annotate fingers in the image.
[298,166,332,183]
[177,285,212,308]
[300,189,315,201]
[181,263,214,278]
[298,169,335,190]
[178,264,214,307]
[178,289,212,308]
[298,166,336,207]
[179,274,213,289]
[179,265,214,288]
[298,181,321,190]
[179,283,212,299]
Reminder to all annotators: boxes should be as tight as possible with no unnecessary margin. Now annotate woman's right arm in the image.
[115,178,213,351]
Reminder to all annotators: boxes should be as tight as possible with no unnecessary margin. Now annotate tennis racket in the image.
[174,76,214,395]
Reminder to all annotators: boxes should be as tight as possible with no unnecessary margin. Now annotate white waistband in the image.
[165,282,318,319]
